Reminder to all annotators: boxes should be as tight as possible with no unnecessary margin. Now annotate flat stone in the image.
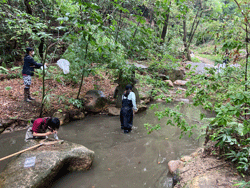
[173,80,187,86]
[0,140,94,188]
[164,80,174,87]
[108,106,120,116]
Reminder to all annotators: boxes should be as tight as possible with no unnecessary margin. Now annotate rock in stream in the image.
[0,140,94,188]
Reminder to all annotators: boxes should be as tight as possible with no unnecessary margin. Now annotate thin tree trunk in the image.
[115,8,122,42]
[245,24,248,93]
[24,0,32,15]
[39,45,48,117]
[244,24,248,120]
[160,1,171,45]
[183,19,191,61]
[77,43,89,99]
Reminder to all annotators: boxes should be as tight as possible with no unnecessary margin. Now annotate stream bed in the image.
[0,102,213,188]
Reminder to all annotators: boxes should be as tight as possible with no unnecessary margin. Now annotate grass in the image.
[198,54,221,63]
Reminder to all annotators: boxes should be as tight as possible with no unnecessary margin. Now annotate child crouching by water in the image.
[25,117,60,141]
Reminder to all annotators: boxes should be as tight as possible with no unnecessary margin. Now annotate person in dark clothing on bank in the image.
[22,47,45,102]
[120,84,138,133]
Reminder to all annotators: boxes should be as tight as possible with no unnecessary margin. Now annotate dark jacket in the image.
[22,55,43,76]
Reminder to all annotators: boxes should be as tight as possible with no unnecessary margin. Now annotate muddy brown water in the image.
[0,102,213,188]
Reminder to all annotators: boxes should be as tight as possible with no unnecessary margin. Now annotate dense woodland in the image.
[1,0,250,186]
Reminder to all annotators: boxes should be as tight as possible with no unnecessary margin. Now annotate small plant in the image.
[32,91,39,96]
[68,98,83,108]
[5,86,12,91]
[10,66,21,71]
[0,66,9,74]
[191,57,201,63]
[144,123,161,134]
[176,89,182,94]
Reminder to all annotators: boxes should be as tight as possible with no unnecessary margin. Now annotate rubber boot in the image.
[27,88,35,100]
[24,88,31,102]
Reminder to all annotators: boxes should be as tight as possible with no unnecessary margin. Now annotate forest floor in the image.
[0,66,117,129]
[175,145,244,188]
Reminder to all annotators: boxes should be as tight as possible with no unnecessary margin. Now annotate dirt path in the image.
[195,55,215,66]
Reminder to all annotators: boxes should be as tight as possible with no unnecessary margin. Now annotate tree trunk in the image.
[77,43,89,99]
[183,19,191,61]
[160,2,171,44]
[24,0,32,15]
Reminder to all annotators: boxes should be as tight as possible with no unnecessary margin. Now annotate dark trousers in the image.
[120,107,133,130]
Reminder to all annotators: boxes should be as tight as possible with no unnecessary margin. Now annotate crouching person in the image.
[25,117,60,141]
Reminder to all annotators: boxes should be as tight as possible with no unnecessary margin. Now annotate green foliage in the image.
[144,123,161,134]
[145,102,196,138]
[191,57,200,63]
[186,62,250,173]
[68,98,83,108]
[0,66,8,74]
[5,86,12,91]
[234,180,250,188]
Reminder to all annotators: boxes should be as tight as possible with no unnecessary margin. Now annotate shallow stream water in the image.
[0,102,213,188]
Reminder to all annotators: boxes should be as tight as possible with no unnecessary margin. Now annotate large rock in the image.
[0,140,94,188]
[137,104,148,112]
[84,90,107,112]
[0,123,4,134]
[53,111,67,125]
[168,160,184,175]
[164,68,186,81]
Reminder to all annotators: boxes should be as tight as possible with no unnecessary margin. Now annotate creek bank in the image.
[0,139,94,188]
[168,148,243,188]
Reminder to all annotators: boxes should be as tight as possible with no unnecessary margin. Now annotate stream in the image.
[0,102,214,188]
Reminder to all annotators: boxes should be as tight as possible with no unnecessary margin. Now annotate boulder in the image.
[53,111,67,125]
[140,98,150,104]
[84,90,107,112]
[173,80,187,86]
[138,91,151,100]
[137,104,148,112]
[158,74,168,80]
[168,160,184,175]
[72,112,85,120]
[164,68,185,81]
[0,140,94,188]
[0,123,4,134]
[164,80,174,87]
[108,106,120,116]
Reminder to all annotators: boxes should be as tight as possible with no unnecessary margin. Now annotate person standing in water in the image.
[22,47,45,102]
[120,84,138,133]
